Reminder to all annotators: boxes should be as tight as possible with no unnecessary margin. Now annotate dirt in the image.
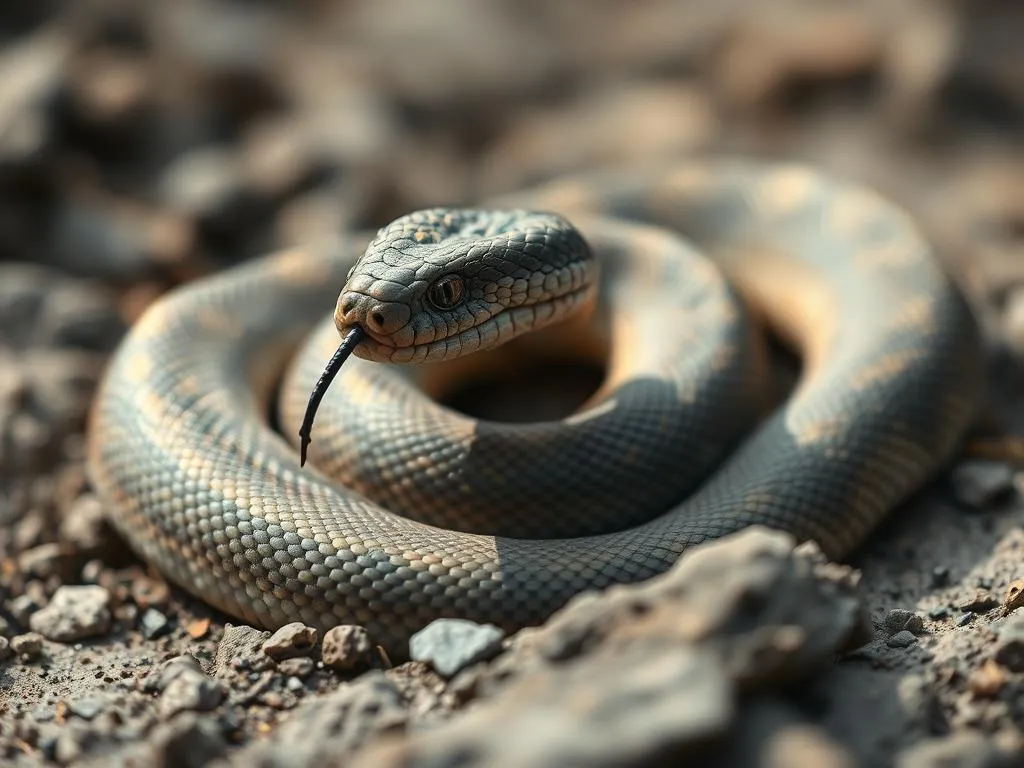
[0,1,1022,766]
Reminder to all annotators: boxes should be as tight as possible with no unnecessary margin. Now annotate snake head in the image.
[333,208,596,364]
[300,207,595,466]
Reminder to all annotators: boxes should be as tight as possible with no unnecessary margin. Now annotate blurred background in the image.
[0,0,1021,524]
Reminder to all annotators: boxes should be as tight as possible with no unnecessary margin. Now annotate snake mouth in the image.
[345,285,596,364]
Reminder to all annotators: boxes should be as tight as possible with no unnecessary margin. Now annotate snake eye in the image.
[426,275,465,310]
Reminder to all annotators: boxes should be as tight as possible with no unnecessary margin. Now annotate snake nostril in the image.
[340,296,358,318]
[370,308,386,330]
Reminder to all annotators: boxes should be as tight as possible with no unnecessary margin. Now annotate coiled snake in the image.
[87,159,984,654]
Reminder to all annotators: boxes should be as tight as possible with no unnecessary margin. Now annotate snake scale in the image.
[87,159,985,654]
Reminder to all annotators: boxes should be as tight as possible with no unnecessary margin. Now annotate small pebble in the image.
[927,606,949,621]
[262,622,318,661]
[930,566,951,588]
[66,697,105,720]
[285,676,305,693]
[321,625,372,672]
[11,632,44,659]
[955,613,974,627]
[0,636,12,662]
[409,619,506,677]
[959,592,1000,614]
[159,665,225,717]
[140,608,172,639]
[277,657,314,679]
[886,630,919,648]
[950,461,1016,509]
[884,609,924,635]
[29,585,112,642]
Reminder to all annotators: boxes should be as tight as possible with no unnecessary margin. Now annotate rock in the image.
[360,646,732,768]
[0,636,12,662]
[352,528,868,768]
[950,461,1016,509]
[931,566,951,588]
[993,613,1024,672]
[884,609,925,635]
[11,632,43,659]
[106,713,227,768]
[65,696,105,720]
[960,592,1001,614]
[159,661,225,718]
[321,625,373,672]
[214,624,271,677]
[263,622,318,661]
[140,608,172,639]
[278,657,315,679]
[409,619,506,678]
[887,630,919,649]
[28,585,111,642]
[896,730,1023,768]
[232,672,408,766]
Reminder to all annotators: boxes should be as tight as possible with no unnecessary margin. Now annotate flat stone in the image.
[409,619,505,678]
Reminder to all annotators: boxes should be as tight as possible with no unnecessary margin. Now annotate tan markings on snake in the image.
[850,350,925,391]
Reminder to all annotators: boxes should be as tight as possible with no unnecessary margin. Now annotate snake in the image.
[86,159,985,655]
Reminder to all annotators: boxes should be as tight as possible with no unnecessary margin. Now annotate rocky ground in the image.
[0,0,1022,766]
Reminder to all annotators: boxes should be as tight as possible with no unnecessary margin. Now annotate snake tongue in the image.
[298,325,366,467]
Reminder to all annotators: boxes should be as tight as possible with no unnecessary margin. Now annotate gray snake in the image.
[86,159,984,654]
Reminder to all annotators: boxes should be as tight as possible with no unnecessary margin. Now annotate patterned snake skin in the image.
[87,159,985,654]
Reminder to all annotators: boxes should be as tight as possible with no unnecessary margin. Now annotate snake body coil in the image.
[87,160,984,654]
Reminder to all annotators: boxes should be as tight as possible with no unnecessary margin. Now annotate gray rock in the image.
[28,585,111,642]
[214,624,271,677]
[159,662,225,718]
[278,656,315,679]
[106,713,227,768]
[231,672,408,766]
[263,622,318,661]
[351,528,869,768]
[410,619,506,678]
[884,608,925,636]
[361,646,731,768]
[140,608,172,639]
[950,461,1016,509]
[65,696,105,720]
[0,636,12,662]
[322,624,373,672]
[887,630,919,648]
